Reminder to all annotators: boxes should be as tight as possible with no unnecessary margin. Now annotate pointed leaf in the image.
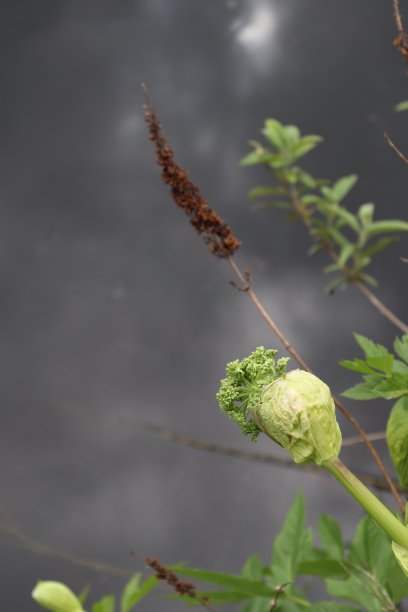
[331,175,358,201]
[366,219,408,237]
[318,515,344,560]
[91,595,115,612]
[394,335,408,364]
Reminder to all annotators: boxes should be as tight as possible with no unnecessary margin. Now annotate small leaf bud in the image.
[250,369,341,465]
[32,581,84,612]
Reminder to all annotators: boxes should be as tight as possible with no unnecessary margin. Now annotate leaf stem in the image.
[325,458,408,547]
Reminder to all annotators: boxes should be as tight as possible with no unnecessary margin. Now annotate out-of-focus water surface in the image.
[1,1,407,609]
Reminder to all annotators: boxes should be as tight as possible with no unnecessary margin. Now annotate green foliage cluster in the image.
[79,574,157,612]
[166,493,408,611]
[241,119,408,293]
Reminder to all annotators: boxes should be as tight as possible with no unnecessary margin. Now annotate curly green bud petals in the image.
[392,541,408,577]
[216,347,289,441]
[386,397,408,488]
[32,581,84,612]
[250,369,341,465]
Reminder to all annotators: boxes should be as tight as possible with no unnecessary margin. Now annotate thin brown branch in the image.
[58,401,403,494]
[354,279,408,334]
[384,131,408,168]
[0,506,132,579]
[392,0,404,35]
[227,257,405,515]
[342,431,386,446]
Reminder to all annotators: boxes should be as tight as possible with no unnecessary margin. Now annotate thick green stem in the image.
[325,458,408,548]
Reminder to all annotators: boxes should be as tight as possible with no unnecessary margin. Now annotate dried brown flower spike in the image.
[142,83,241,258]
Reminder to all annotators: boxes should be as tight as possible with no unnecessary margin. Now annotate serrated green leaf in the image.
[325,576,383,611]
[366,219,408,237]
[353,334,394,370]
[395,100,408,112]
[331,175,358,202]
[349,516,393,583]
[318,515,344,561]
[342,382,380,400]
[339,359,376,375]
[91,595,115,612]
[394,335,408,364]
[271,492,312,586]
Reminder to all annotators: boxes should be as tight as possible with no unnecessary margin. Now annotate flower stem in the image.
[324,458,408,548]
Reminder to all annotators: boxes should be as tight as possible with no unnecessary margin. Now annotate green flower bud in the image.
[217,347,341,465]
[32,581,84,612]
[386,397,408,488]
[251,369,341,465]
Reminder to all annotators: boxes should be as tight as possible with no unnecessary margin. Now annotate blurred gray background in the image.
[1,0,407,609]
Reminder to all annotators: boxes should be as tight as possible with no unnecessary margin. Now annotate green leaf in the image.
[240,150,277,166]
[78,584,90,605]
[91,595,115,612]
[366,219,408,237]
[395,100,408,112]
[169,567,276,598]
[386,552,408,602]
[324,275,348,294]
[331,175,358,202]
[349,516,393,583]
[338,359,376,375]
[357,203,374,227]
[309,603,358,612]
[241,555,264,580]
[358,272,378,287]
[362,236,399,258]
[338,243,355,268]
[353,334,394,374]
[262,119,289,149]
[342,382,380,400]
[291,135,323,161]
[325,577,383,611]
[394,335,408,364]
[298,559,347,578]
[271,492,312,585]
[284,124,301,145]
[318,515,344,561]
[120,574,157,611]
[248,186,288,199]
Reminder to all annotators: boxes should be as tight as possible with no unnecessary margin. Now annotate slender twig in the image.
[0,506,132,578]
[354,279,408,334]
[384,131,408,168]
[342,431,386,446]
[227,257,405,514]
[58,401,403,494]
[392,0,404,35]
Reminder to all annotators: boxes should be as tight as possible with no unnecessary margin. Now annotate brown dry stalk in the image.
[145,557,215,611]
[384,131,408,168]
[142,84,240,258]
[392,0,408,61]
[143,88,404,513]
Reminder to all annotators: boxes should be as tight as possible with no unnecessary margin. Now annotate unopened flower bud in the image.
[251,369,341,465]
[32,581,84,612]
[386,397,408,488]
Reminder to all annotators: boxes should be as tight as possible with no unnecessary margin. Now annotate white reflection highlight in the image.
[234,2,276,52]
